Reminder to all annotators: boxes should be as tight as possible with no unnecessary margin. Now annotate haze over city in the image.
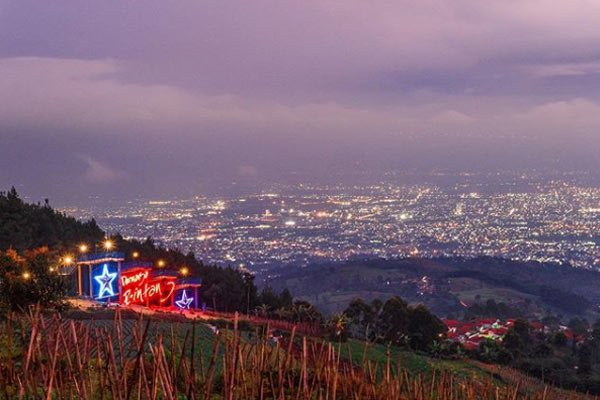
[2,1,600,202]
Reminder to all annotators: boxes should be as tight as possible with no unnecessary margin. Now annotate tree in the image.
[279,288,293,309]
[343,296,447,352]
[579,342,594,375]
[407,304,447,351]
[377,296,410,346]
[512,319,531,344]
[568,317,589,337]
[257,286,281,311]
[553,331,568,347]
[255,304,270,318]
[477,339,513,365]
[242,272,257,314]
[326,313,350,341]
[0,248,66,313]
[291,300,322,324]
[344,298,376,341]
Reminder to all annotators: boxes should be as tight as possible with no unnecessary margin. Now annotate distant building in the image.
[443,318,575,351]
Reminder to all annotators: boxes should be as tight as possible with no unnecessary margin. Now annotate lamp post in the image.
[77,245,87,296]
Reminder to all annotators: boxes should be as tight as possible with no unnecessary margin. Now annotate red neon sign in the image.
[121,269,175,306]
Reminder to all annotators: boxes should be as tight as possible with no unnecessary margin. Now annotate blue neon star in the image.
[94,264,117,299]
[175,290,194,309]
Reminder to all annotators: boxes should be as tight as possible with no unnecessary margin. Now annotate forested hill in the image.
[266,257,600,319]
[0,187,104,251]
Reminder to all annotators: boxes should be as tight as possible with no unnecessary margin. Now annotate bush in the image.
[0,249,67,313]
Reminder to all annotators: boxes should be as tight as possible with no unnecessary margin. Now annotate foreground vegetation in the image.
[0,309,595,400]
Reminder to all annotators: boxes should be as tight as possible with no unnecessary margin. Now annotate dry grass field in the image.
[0,307,596,399]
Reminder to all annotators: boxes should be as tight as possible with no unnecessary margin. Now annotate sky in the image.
[2,1,600,202]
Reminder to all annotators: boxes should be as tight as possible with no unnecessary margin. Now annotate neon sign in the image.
[175,290,194,309]
[121,270,149,287]
[121,269,175,307]
[94,264,117,299]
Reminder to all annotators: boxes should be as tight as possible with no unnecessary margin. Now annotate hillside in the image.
[1,309,594,399]
[0,187,104,252]
[266,257,600,319]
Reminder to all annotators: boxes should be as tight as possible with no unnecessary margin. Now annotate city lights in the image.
[66,175,600,269]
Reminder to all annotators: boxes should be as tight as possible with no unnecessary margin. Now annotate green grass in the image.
[452,287,537,304]
[338,339,496,382]
[73,317,224,373]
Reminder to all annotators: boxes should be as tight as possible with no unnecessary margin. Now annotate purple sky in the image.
[2,1,600,201]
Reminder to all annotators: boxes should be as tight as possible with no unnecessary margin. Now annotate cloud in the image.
[431,110,476,125]
[524,62,600,78]
[3,1,600,99]
[0,57,415,137]
[516,98,600,135]
[3,56,600,144]
[81,156,126,184]
[238,165,258,178]
[3,1,600,201]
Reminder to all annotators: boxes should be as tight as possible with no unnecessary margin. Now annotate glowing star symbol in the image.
[175,290,194,309]
[94,264,117,299]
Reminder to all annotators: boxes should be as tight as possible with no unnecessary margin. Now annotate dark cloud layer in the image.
[1,1,600,201]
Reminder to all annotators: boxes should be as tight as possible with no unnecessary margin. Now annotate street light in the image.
[180,266,189,276]
[157,259,166,268]
[104,240,114,251]
[22,272,31,280]
[132,251,140,259]
[63,255,74,265]
[79,244,88,253]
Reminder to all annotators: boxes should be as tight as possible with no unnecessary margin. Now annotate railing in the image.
[122,261,153,270]
[78,252,125,262]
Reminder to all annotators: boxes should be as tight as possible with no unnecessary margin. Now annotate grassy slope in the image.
[6,307,594,399]
[340,339,488,379]
[339,339,594,399]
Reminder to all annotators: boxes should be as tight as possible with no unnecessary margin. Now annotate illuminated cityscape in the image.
[62,172,600,271]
